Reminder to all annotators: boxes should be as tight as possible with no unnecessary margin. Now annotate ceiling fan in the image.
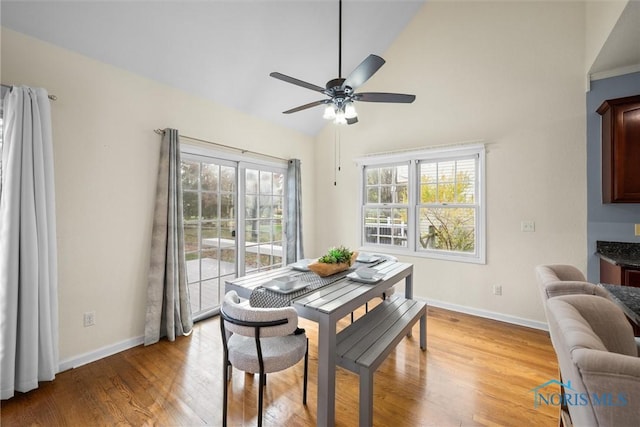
[269,0,416,125]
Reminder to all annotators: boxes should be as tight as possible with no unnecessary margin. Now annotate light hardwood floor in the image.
[1,305,559,426]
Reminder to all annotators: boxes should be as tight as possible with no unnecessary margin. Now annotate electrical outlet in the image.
[521,220,535,232]
[493,284,502,296]
[83,311,95,327]
[635,224,640,236]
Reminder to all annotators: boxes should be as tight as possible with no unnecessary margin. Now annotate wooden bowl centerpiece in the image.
[308,246,357,277]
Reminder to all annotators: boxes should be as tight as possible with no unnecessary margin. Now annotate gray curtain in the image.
[285,159,304,264]
[144,128,193,345]
[0,86,59,399]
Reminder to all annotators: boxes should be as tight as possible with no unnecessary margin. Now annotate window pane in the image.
[184,223,198,252]
[181,161,199,190]
[273,196,284,218]
[245,195,258,219]
[380,167,393,184]
[201,248,220,280]
[245,220,259,243]
[456,158,476,203]
[259,220,272,242]
[201,222,218,245]
[221,194,234,219]
[260,195,272,218]
[246,169,258,194]
[367,187,379,203]
[366,168,379,185]
[183,191,199,220]
[260,171,273,194]
[380,186,392,203]
[273,172,285,196]
[362,207,408,247]
[418,207,475,253]
[220,166,235,192]
[201,193,218,220]
[201,163,219,192]
[420,159,476,204]
[393,185,408,204]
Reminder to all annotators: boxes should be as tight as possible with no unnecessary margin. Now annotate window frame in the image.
[356,143,486,264]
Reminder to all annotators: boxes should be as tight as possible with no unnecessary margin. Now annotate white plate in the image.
[356,255,381,263]
[263,280,309,294]
[291,259,313,271]
[347,271,385,284]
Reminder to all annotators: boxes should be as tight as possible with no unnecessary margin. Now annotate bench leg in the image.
[359,368,374,427]
[420,312,427,350]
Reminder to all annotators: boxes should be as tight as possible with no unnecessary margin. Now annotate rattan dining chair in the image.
[220,290,308,427]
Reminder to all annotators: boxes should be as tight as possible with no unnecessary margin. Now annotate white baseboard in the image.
[57,299,547,373]
[417,297,548,331]
[58,335,144,373]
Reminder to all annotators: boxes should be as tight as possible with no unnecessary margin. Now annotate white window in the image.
[357,144,485,264]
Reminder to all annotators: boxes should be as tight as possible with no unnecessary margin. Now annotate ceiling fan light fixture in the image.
[344,102,357,119]
[323,104,337,120]
[269,0,415,125]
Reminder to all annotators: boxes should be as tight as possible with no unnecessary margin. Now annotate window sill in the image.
[359,245,486,265]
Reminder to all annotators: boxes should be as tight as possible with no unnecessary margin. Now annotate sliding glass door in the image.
[181,152,286,318]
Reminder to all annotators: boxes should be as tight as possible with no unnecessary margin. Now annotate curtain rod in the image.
[154,129,288,162]
[1,83,57,101]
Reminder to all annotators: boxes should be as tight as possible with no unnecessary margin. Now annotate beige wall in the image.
[1,28,315,363]
[313,1,588,324]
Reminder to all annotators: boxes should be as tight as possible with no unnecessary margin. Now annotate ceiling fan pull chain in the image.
[334,126,340,186]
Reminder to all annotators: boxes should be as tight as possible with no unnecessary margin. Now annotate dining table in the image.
[225,255,414,427]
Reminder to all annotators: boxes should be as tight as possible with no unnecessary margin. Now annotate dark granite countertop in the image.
[596,241,640,269]
[599,283,640,325]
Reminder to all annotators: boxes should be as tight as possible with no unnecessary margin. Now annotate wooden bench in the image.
[336,295,427,427]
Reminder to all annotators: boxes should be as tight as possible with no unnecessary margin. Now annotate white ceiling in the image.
[1,0,426,136]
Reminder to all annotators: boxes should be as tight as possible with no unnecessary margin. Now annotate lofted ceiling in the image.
[1,0,426,136]
[589,0,640,77]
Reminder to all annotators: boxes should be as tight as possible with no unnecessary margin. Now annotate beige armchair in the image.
[535,264,609,302]
[546,294,640,426]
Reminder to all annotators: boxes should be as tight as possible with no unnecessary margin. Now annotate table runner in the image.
[249,260,386,308]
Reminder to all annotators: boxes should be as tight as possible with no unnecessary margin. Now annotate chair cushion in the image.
[222,291,298,337]
[228,333,307,374]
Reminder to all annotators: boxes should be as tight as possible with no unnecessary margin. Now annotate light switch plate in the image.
[635,224,640,236]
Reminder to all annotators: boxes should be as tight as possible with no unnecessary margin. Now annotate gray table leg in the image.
[359,368,374,427]
[317,316,337,427]
[420,313,427,350]
[406,271,414,337]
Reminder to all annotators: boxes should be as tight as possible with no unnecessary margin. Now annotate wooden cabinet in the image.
[600,259,640,288]
[597,95,640,203]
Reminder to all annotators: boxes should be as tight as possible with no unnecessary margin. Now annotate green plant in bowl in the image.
[318,246,354,265]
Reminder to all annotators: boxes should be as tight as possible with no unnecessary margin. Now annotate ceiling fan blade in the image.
[355,92,416,103]
[341,54,386,91]
[282,100,329,114]
[270,72,327,93]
